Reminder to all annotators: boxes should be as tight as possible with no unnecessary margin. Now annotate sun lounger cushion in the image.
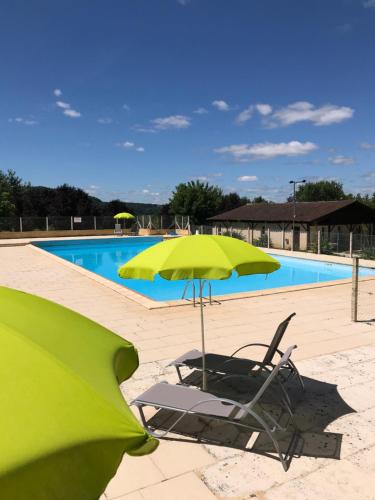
[134,382,242,419]
[172,349,257,375]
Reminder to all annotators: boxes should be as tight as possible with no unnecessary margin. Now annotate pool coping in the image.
[29,241,375,310]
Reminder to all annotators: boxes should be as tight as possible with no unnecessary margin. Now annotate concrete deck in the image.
[1,244,375,499]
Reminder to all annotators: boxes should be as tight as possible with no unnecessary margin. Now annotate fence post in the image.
[290,226,294,252]
[282,223,285,249]
[247,225,250,243]
[160,215,163,230]
[19,217,23,232]
[317,229,321,254]
[251,226,254,244]
[70,216,73,231]
[200,225,203,235]
[349,231,353,257]
[351,257,359,322]
[94,216,97,230]
[46,216,49,231]
[267,227,270,248]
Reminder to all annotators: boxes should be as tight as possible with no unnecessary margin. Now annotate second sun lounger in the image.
[169,312,304,391]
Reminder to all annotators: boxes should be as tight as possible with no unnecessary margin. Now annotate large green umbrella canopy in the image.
[118,235,280,389]
[0,286,158,500]
[114,212,135,219]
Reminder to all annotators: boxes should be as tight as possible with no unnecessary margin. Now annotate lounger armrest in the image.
[230,342,274,358]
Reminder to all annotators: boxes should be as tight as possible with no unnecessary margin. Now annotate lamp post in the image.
[289,179,306,251]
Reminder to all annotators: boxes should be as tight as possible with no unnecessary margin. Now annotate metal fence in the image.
[0,215,192,234]
[308,231,375,260]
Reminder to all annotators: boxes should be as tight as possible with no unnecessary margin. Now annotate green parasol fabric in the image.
[118,235,280,389]
[114,212,135,219]
[0,286,158,500]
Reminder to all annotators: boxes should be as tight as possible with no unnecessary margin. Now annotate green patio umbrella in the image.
[114,212,135,219]
[118,235,280,390]
[0,286,158,500]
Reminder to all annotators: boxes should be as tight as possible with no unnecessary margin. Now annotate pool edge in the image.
[29,243,375,310]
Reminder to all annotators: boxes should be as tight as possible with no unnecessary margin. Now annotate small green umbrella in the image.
[0,286,158,500]
[114,212,135,219]
[118,235,280,390]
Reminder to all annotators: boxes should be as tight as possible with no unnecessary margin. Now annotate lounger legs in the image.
[135,401,294,471]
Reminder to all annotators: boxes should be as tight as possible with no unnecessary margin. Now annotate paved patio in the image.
[1,244,375,499]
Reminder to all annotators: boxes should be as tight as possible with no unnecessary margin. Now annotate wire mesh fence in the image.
[0,214,194,235]
[308,231,375,260]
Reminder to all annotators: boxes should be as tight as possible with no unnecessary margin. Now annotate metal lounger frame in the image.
[132,345,298,471]
[171,312,304,392]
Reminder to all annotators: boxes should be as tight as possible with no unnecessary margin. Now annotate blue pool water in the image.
[35,237,375,301]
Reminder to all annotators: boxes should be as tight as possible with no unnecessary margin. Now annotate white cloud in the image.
[212,100,230,111]
[97,117,113,124]
[269,101,354,127]
[63,109,81,118]
[193,107,208,115]
[56,101,71,109]
[118,141,144,152]
[53,89,62,97]
[132,124,157,133]
[123,104,130,111]
[255,103,272,116]
[215,141,318,161]
[142,189,150,193]
[85,185,100,195]
[329,155,355,165]
[193,176,209,181]
[55,99,81,118]
[238,175,258,182]
[119,141,135,148]
[235,106,253,125]
[364,0,375,7]
[9,117,38,125]
[151,114,191,130]
[177,0,190,5]
[360,142,375,150]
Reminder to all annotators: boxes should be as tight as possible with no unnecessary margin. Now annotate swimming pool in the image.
[35,237,375,302]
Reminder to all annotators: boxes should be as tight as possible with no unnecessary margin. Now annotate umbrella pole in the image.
[199,279,207,391]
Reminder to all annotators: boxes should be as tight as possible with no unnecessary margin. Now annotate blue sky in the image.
[1,0,375,204]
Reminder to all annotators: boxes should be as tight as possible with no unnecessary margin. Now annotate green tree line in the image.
[1,170,374,223]
[0,170,158,217]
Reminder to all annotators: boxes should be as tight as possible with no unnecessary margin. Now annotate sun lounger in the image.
[170,313,304,391]
[132,346,298,471]
[114,223,123,236]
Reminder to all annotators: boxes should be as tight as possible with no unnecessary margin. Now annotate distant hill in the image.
[126,202,163,215]
[0,169,166,216]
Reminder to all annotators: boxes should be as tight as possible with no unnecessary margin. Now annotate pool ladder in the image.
[181,280,220,307]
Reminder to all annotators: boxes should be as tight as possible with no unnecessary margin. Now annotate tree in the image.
[252,196,268,203]
[220,192,249,212]
[294,181,347,202]
[105,199,130,215]
[0,169,22,215]
[169,181,224,224]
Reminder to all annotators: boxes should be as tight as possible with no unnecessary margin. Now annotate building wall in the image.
[214,222,308,250]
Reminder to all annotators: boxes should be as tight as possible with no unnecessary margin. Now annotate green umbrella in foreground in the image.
[118,235,280,390]
[0,286,158,500]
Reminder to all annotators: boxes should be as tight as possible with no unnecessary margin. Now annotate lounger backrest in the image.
[250,345,296,408]
[262,312,296,365]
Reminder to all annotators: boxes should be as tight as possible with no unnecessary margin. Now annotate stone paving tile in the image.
[140,472,217,500]
[105,455,164,498]
[148,440,216,478]
[263,460,375,500]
